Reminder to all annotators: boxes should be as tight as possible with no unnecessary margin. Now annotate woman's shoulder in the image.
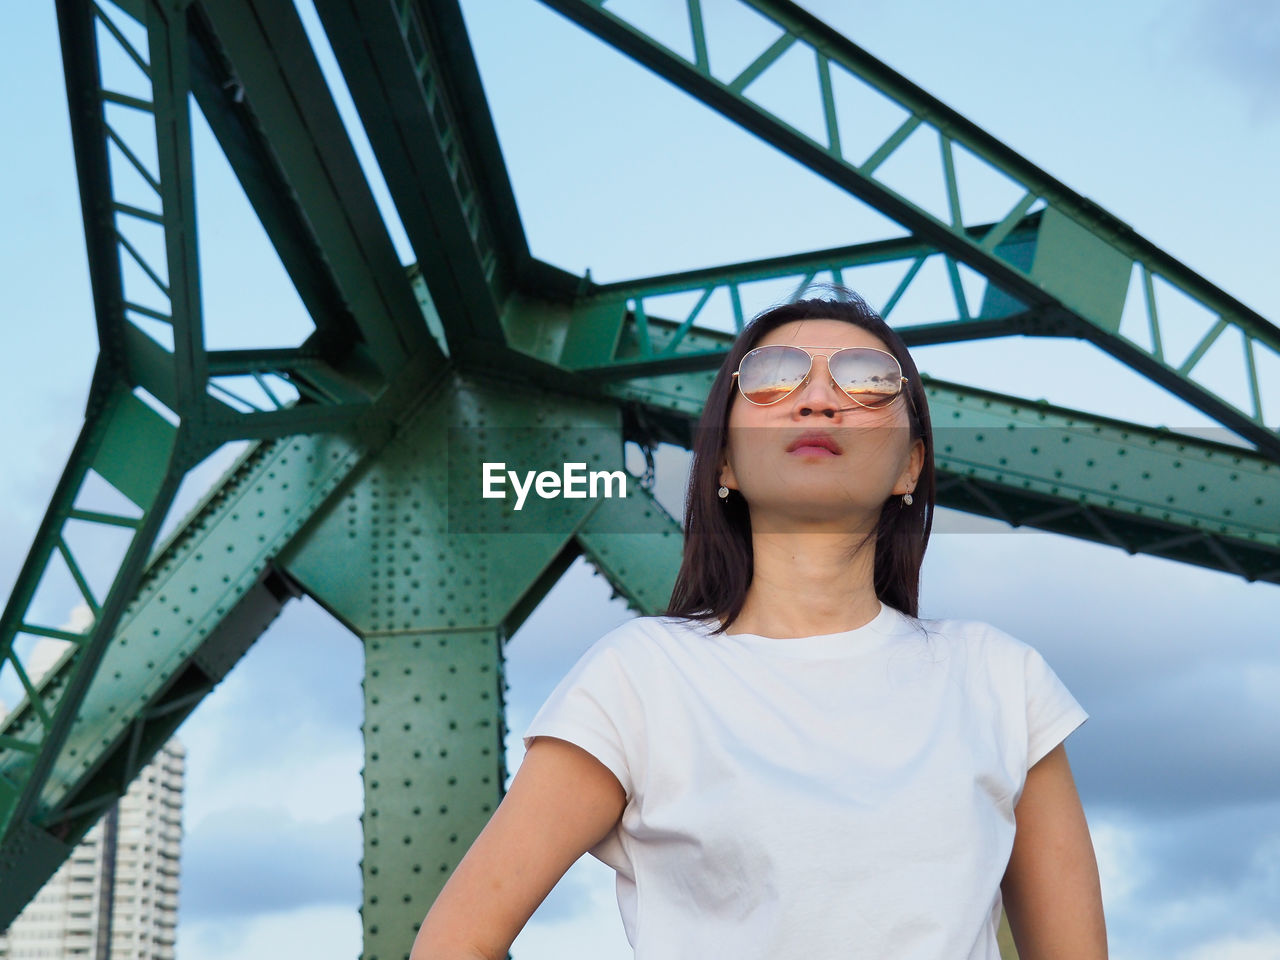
[921,616,1060,697]
[554,615,711,694]
[908,611,1037,658]
[577,613,709,658]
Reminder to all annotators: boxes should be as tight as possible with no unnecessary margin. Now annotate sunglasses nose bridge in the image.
[792,351,844,404]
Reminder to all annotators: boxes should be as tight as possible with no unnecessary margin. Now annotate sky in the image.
[1,0,1278,958]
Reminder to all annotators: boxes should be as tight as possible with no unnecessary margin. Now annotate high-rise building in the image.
[0,737,184,960]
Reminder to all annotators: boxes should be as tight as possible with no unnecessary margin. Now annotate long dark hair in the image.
[664,289,936,633]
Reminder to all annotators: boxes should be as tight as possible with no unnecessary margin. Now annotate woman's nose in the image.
[791,355,844,414]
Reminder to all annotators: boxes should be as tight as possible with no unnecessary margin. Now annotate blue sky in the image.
[1,1,1278,958]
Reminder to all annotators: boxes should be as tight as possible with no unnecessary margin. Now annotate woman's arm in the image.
[409,736,627,960]
[1000,743,1108,960]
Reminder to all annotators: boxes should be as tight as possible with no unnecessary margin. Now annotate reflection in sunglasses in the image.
[734,344,906,408]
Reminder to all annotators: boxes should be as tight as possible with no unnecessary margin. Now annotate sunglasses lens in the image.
[737,345,812,403]
[830,348,903,407]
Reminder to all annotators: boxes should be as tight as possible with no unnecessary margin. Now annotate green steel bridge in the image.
[1,1,1277,957]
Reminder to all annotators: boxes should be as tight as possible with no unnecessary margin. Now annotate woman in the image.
[411,292,1108,959]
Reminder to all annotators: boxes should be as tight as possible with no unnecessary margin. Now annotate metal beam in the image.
[515,223,1042,376]
[192,0,438,380]
[594,362,1280,584]
[576,479,686,615]
[185,10,364,361]
[0,0,207,872]
[0,384,186,905]
[0,327,436,925]
[0,419,372,925]
[536,0,1280,458]
[310,0,521,356]
[923,381,1279,582]
[277,370,652,956]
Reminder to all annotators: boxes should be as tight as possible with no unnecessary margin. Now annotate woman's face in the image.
[719,319,924,530]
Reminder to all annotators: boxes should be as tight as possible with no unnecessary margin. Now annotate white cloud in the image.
[25,637,63,683]
[60,600,94,633]
[180,806,360,919]
[511,854,632,960]
[1090,815,1143,909]
[0,621,81,719]
[175,596,364,829]
[1177,930,1280,960]
[178,902,360,960]
[181,736,363,831]
[18,601,89,686]
[1181,0,1280,122]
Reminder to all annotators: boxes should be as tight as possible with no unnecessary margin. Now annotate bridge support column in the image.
[359,626,506,960]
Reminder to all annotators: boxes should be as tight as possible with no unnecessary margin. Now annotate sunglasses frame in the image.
[731,344,910,408]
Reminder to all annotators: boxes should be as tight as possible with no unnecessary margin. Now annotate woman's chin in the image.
[748,498,881,531]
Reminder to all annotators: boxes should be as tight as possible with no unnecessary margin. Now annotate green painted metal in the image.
[0,820,74,924]
[0,412,380,918]
[359,627,507,959]
[551,298,631,372]
[193,0,438,383]
[576,482,686,614]
[0,315,432,917]
[1030,208,1132,335]
[925,382,1278,579]
[94,392,178,513]
[498,294,1280,580]
[146,0,207,419]
[310,0,519,355]
[0,390,174,760]
[281,370,633,631]
[0,0,206,875]
[0,0,443,917]
[536,0,1280,459]
[0,385,186,902]
[539,224,1042,377]
[279,370,684,949]
[186,14,375,364]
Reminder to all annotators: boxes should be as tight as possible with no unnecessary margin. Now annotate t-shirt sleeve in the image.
[521,627,642,801]
[1022,641,1089,769]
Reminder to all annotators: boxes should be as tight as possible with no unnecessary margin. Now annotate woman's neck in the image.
[723,529,881,639]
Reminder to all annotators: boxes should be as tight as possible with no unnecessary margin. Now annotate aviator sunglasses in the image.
[732,344,908,408]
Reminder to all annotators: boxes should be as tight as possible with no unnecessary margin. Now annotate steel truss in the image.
[2,2,1276,957]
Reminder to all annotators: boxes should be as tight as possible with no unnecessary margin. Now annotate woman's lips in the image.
[788,445,840,457]
[786,430,842,454]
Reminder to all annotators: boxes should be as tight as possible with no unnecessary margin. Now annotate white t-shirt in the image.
[522,599,1088,959]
